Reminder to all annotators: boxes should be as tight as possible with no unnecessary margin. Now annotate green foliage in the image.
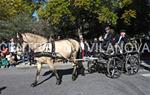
[0,14,33,41]
[111,0,132,9]
[121,9,136,25]
[0,20,15,40]
[32,19,54,38]
[9,14,33,33]
[40,0,135,26]
[0,0,33,20]
[40,0,71,25]
[0,0,140,39]
[97,6,118,25]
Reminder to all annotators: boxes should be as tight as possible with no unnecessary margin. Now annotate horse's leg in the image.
[71,52,78,81]
[31,62,42,87]
[47,60,61,85]
[72,64,78,81]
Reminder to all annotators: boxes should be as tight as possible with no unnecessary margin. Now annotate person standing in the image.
[1,40,9,57]
[8,38,17,66]
[9,38,16,55]
[78,35,86,76]
[80,35,85,62]
[0,39,9,67]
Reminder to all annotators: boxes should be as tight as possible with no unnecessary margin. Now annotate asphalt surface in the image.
[1,64,150,95]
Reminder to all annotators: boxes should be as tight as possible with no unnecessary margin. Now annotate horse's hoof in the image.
[80,68,85,76]
[56,79,61,85]
[31,81,38,87]
[72,75,77,81]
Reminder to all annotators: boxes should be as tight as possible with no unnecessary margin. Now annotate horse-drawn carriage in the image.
[80,38,140,79]
[15,32,140,87]
[83,50,140,78]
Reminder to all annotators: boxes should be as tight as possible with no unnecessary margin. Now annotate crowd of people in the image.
[0,38,16,68]
[0,38,32,68]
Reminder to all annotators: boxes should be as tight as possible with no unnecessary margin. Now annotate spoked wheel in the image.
[107,57,123,79]
[125,55,140,75]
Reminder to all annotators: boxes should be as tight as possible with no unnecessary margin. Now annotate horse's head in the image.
[16,33,29,54]
[16,33,23,44]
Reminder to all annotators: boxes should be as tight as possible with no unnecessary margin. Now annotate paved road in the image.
[0,65,150,95]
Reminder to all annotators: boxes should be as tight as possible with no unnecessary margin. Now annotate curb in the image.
[140,61,150,68]
[15,63,73,69]
[5,60,150,69]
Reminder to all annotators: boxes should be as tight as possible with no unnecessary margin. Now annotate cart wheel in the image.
[107,57,122,79]
[125,55,139,75]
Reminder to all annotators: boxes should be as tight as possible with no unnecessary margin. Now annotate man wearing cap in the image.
[115,30,128,53]
[116,30,128,45]
[101,26,114,50]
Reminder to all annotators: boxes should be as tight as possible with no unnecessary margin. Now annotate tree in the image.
[0,0,33,20]
[40,0,136,37]
[0,14,33,41]
[32,19,55,38]
[0,0,139,39]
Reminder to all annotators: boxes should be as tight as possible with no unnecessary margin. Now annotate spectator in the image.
[0,39,9,57]
[78,35,86,76]
[0,39,9,68]
[8,38,17,66]
[84,40,90,56]
[79,35,85,61]
[9,38,16,55]
[90,38,99,56]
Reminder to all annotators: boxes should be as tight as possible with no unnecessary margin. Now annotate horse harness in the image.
[33,39,77,62]
[33,40,56,58]
[17,34,77,62]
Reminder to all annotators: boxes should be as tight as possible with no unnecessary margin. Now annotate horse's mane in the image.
[20,32,79,43]
[23,33,71,41]
[23,32,47,39]
[21,32,48,43]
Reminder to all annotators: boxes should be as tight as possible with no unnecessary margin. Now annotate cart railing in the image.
[75,56,99,61]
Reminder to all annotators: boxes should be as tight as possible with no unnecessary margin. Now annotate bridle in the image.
[16,33,51,52]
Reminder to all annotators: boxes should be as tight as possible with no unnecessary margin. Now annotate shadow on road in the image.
[0,86,7,94]
[35,69,73,86]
